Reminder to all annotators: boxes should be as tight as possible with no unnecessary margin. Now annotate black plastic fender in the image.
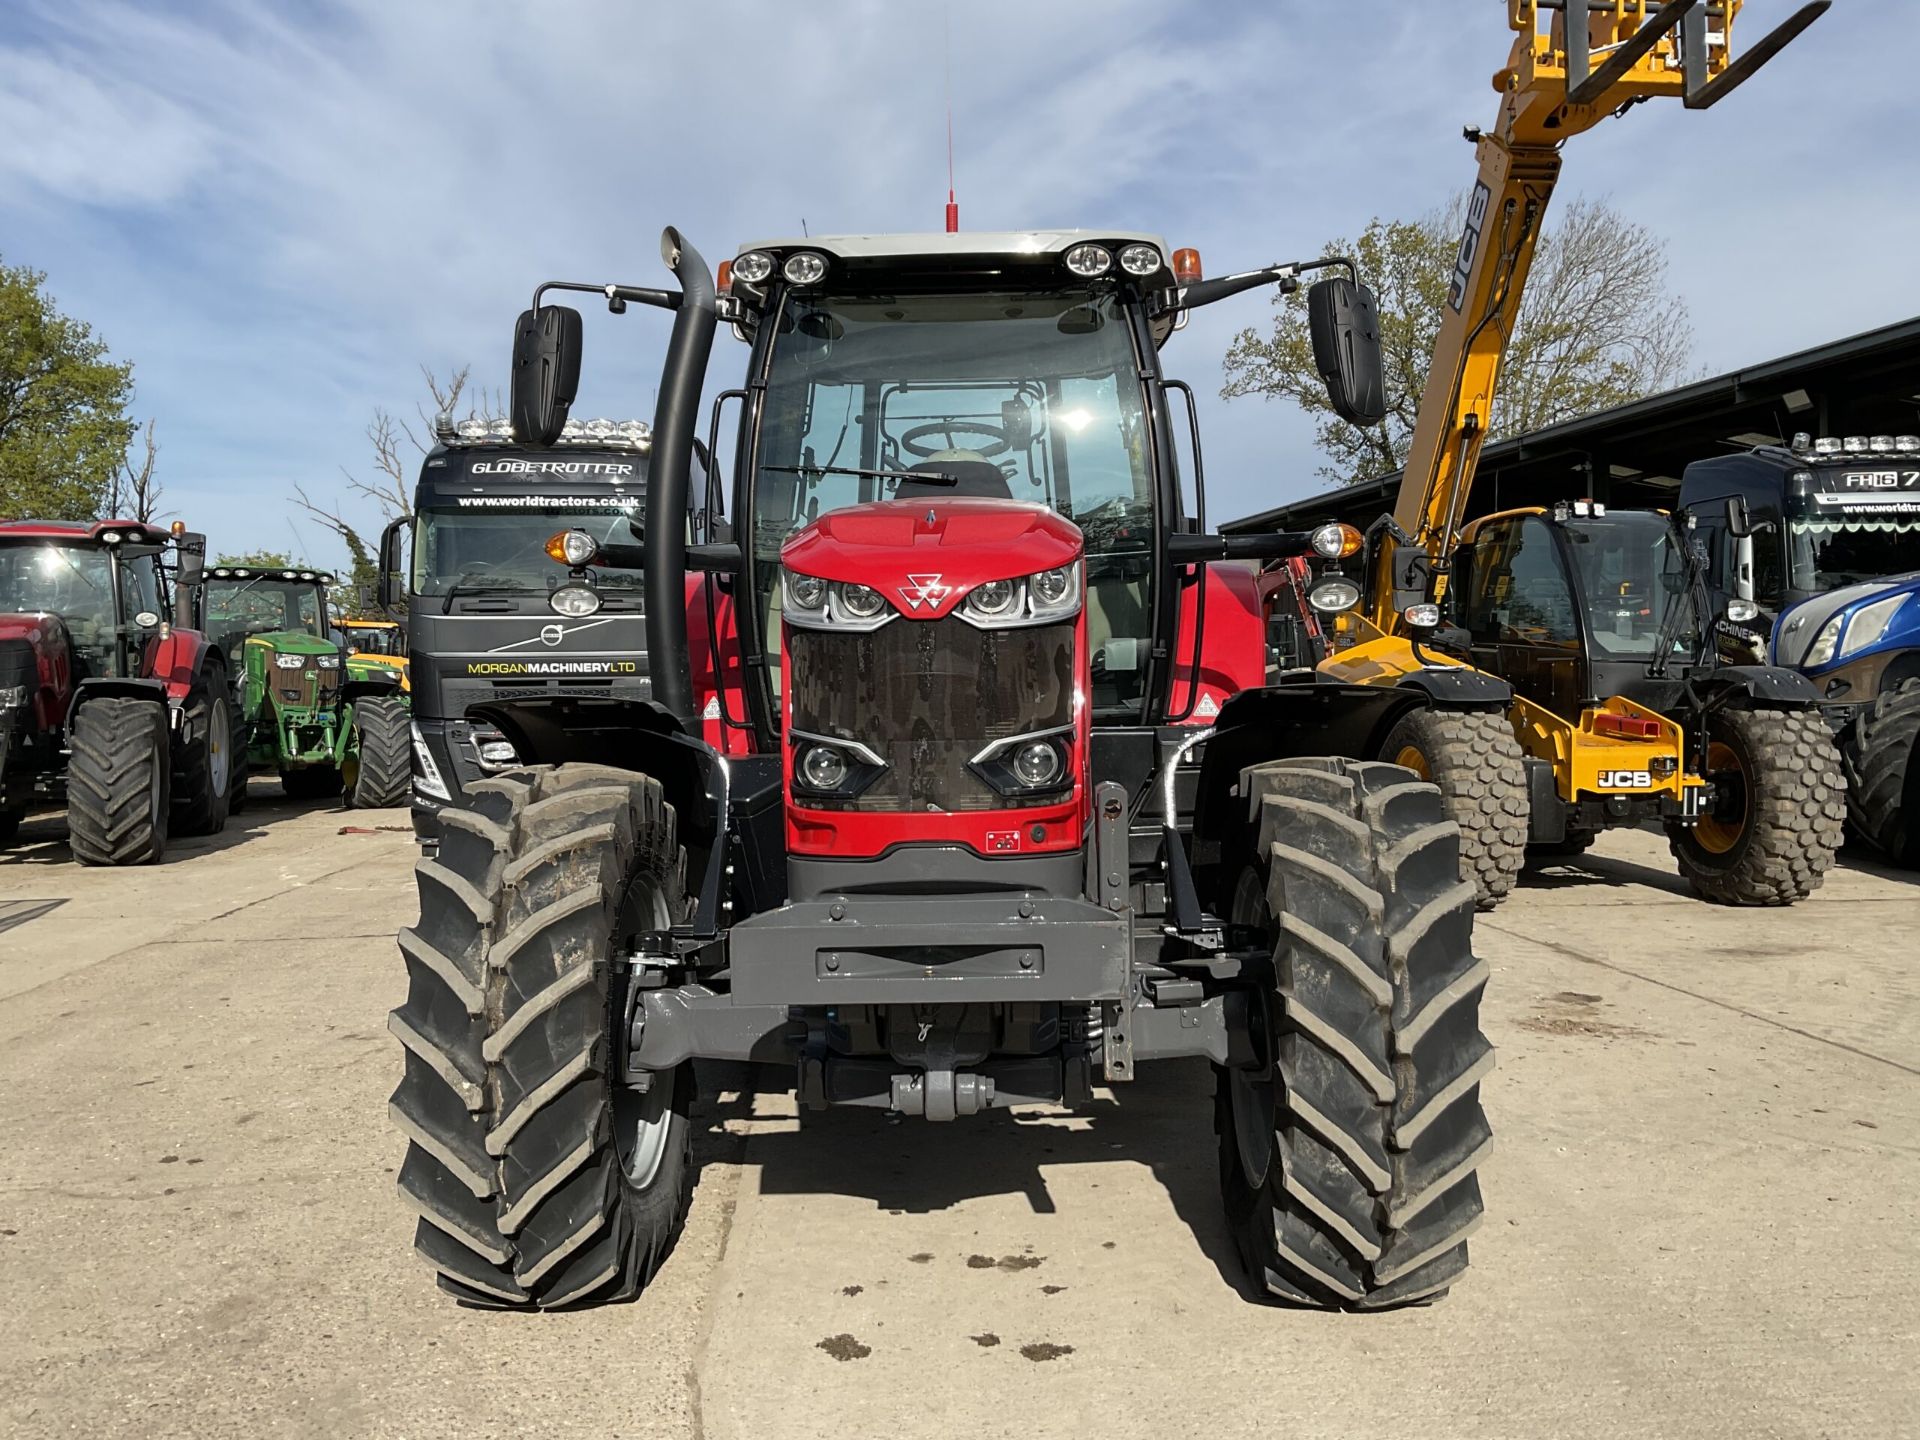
[1392,665,1512,712]
[1698,665,1824,711]
[65,676,169,732]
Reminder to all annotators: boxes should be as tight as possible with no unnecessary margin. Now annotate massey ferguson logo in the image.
[899,574,952,610]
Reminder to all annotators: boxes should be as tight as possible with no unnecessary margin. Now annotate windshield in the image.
[0,542,115,628]
[205,579,326,645]
[411,498,644,597]
[1564,513,1698,659]
[1788,519,1920,592]
[754,287,1158,709]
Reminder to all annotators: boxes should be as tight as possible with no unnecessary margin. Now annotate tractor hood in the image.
[780,498,1082,623]
[1773,571,1920,670]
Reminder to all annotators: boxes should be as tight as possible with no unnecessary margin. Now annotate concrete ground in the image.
[1,790,1916,1439]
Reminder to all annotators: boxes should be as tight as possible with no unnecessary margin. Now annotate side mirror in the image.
[510,305,583,445]
[1726,494,1754,540]
[377,515,408,611]
[1731,533,1756,604]
[1307,277,1387,428]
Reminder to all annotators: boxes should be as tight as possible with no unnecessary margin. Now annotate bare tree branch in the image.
[104,419,166,522]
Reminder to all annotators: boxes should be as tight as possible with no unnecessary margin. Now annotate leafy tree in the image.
[1222,195,1698,484]
[214,550,297,568]
[0,260,136,518]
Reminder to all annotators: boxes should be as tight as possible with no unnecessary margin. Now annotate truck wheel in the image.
[66,697,170,866]
[1216,758,1492,1309]
[388,764,695,1308]
[170,661,234,837]
[1668,707,1845,905]
[1845,678,1920,866]
[345,696,412,808]
[281,764,344,801]
[1377,708,1527,909]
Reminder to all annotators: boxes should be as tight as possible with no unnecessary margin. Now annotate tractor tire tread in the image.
[349,694,413,809]
[65,697,169,866]
[1844,678,1920,866]
[1379,709,1528,909]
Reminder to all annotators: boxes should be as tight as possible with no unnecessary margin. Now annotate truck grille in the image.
[787,617,1074,812]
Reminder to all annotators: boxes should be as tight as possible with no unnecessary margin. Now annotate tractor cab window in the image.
[753,287,1158,711]
[118,552,164,623]
[0,543,118,665]
[204,578,327,656]
[1458,517,1578,647]
[1561,512,1697,659]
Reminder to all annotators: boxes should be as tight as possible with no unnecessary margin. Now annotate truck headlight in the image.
[410,722,451,802]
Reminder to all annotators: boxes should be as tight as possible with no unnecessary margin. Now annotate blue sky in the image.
[3,0,1914,570]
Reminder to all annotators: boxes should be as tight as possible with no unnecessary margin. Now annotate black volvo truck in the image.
[379,417,661,844]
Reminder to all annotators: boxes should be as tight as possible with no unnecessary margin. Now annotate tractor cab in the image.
[0,520,175,684]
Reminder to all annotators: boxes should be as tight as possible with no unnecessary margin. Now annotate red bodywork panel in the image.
[140,627,214,702]
[778,498,1089,860]
[687,575,754,755]
[0,519,173,544]
[0,614,76,733]
[1166,563,1266,724]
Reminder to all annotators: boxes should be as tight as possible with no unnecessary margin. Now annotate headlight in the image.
[1838,593,1910,660]
[1117,243,1163,276]
[957,565,1083,629]
[1403,603,1441,629]
[782,251,828,286]
[1803,613,1845,667]
[835,582,887,621]
[733,250,775,284]
[317,654,341,669]
[1310,522,1364,560]
[1308,576,1363,613]
[0,684,26,708]
[968,727,1074,797]
[789,730,887,800]
[550,584,602,617]
[274,654,306,670]
[1063,243,1112,277]
[546,528,599,566]
[782,568,894,631]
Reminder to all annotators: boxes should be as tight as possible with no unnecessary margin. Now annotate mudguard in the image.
[1394,664,1511,711]
[1698,665,1823,711]
[67,676,170,730]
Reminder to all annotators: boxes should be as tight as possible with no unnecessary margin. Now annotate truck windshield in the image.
[1565,513,1698,659]
[754,287,1159,708]
[205,579,326,642]
[411,499,644,596]
[1788,519,1920,592]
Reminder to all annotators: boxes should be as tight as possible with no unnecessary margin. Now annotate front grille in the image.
[787,617,1074,811]
[274,657,340,706]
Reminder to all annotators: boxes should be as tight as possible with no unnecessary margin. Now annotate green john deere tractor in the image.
[202,566,411,807]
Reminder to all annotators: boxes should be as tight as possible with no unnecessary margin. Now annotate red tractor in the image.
[389,230,1493,1311]
[0,519,235,861]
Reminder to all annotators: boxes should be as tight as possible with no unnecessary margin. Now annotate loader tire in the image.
[1378,708,1527,909]
[346,695,412,809]
[170,660,234,837]
[1216,758,1492,1310]
[1668,707,1845,905]
[389,763,695,1309]
[1845,678,1920,866]
[281,764,343,801]
[66,697,169,866]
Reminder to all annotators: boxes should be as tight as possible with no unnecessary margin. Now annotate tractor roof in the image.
[0,518,174,545]
[736,230,1169,264]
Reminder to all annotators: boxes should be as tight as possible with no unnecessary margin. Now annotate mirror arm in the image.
[1165,531,1315,565]
[532,279,680,314]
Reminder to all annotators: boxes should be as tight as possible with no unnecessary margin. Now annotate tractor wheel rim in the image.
[207,699,230,797]
[1395,744,1431,780]
[1695,739,1748,855]
[614,879,676,1191]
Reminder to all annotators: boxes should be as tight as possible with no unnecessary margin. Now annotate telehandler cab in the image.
[388,227,1495,1312]
[1312,0,1839,907]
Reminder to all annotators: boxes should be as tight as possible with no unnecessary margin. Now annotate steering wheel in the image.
[900,420,1010,459]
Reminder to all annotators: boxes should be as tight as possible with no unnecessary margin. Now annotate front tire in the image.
[170,661,234,837]
[346,695,411,808]
[1845,678,1920,866]
[388,764,696,1308]
[66,697,170,866]
[1216,758,1492,1309]
[1668,707,1845,905]
[1377,708,1528,909]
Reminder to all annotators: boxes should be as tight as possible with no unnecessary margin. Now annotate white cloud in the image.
[1,0,1914,559]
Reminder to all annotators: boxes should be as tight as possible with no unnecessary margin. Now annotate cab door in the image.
[1456,515,1585,720]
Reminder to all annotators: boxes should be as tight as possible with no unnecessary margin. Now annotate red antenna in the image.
[944,6,958,232]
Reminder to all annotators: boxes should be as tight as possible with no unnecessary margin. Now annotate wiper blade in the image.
[438,576,530,614]
[764,463,958,486]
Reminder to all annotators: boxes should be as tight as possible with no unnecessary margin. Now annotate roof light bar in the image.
[442,416,650,450]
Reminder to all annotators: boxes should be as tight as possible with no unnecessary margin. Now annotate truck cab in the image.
[1682,438,1920,861]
